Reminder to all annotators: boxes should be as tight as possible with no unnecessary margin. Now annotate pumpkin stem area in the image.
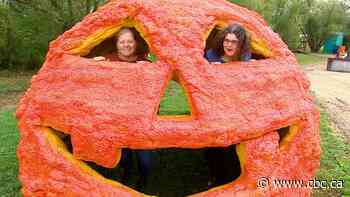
[53,129,242,196]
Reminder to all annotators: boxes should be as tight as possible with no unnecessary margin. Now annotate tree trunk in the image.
[86,0,92,14]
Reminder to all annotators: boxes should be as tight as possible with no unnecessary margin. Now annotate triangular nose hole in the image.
[157,71,192,119]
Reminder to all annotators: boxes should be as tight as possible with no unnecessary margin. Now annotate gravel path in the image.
[304,62,350,143]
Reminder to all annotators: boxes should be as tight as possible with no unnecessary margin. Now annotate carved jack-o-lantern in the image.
[16,0,320,196]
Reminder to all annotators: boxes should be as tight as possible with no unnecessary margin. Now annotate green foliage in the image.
[269,0,302,50]
[0,4,10,68]
[231,0,304,50]
[230,0,350,52]
[300,0,349,52]
[0,0,108,70]
[0,5,7,47]
[147,53,158,62]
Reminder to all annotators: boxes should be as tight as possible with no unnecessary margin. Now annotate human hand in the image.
[93,56,106,61]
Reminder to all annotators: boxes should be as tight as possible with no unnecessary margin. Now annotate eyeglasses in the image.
[223,39,239,45]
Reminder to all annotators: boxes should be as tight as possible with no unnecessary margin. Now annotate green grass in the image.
[295,53,329,65]
[313,111,350,197]
[0,109,21,197]
[158,80,191,115]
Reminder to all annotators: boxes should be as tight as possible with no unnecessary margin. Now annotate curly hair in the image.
[211,23,251,60]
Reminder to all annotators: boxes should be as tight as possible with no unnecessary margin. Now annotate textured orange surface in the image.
[16,0,320,196]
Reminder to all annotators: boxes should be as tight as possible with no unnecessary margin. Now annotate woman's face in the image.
[223,33,239,57]
[116,32,137,57]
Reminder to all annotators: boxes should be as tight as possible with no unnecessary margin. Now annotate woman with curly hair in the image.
[204,23,251,187]
[205,23,251,63]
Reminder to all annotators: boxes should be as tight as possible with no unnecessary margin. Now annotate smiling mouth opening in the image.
[50,128,242,196]
[44,122,298,196]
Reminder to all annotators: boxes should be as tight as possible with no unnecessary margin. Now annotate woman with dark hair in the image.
[205,23,251,63]
[204,23,251,187]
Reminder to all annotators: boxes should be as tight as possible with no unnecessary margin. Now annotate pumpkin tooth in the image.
[40,127,147,196]
[47,127,122,168]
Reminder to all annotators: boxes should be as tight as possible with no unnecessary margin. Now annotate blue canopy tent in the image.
[323,32,344,54]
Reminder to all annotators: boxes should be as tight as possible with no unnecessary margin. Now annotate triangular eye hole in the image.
[85,27,156,62]
[157,71,193,118]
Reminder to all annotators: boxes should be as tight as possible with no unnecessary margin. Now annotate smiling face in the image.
[16,0,320,196]
[223,33,239,57]
[116,30,137,58]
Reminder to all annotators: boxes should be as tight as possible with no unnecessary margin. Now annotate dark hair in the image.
[211,23,250,60]
[114,27,149,58]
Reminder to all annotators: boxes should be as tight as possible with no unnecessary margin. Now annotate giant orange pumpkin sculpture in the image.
[16,0,320,196]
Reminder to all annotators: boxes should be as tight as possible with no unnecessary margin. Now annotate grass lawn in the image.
[295,52,330,66]
[314,111,350,196]
[0,110,21,197]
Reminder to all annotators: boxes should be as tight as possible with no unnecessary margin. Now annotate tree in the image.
[231,0,349,52]
[0,3,14,69]
[231,0,304,50]
[0,0,108,70]
[300,0,348,52]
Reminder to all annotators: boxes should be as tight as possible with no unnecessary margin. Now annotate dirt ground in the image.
[0,92,23,111]
[0,71,32,112]
[303,61,350,143]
